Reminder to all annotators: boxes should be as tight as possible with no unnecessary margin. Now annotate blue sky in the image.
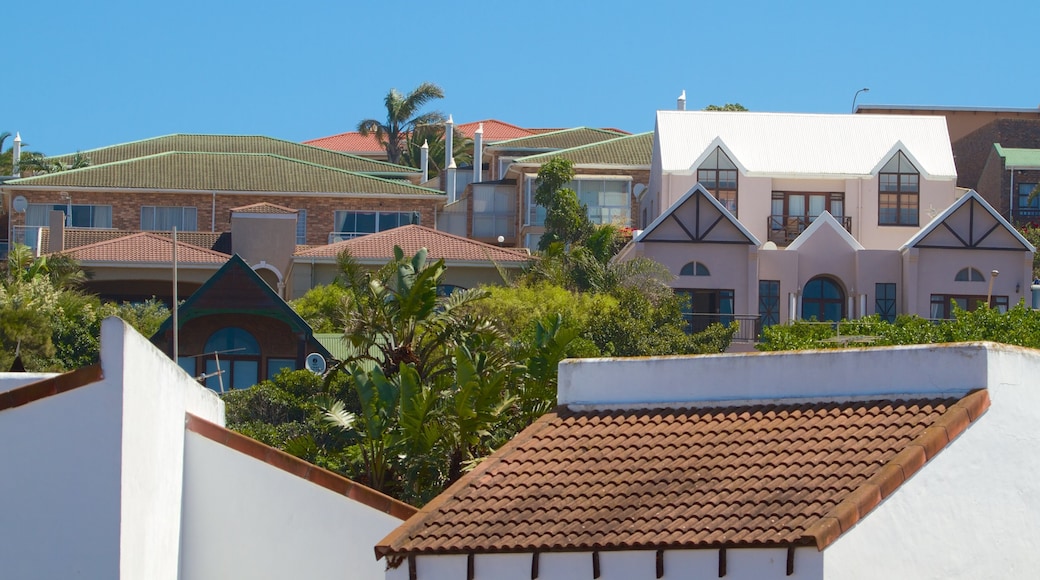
[6,0,1039,156]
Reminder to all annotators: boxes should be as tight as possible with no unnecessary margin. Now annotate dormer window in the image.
[879,151,919,226]
[697,148,738,216]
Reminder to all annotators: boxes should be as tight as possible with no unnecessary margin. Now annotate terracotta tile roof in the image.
[10,152,442,195]
[515,132,654,167]
[46,133,418,175]
[0,365,103,412]
[456,120,535,141]
[185,413,417,521]
[377,391,989,558]
[303,131,386,155]
[230,202,298,214]
[54,232,231,263]
[486,127,629,151]
[294,224,532,263]
[42,228,232,254]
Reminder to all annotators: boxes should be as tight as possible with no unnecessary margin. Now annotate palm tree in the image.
[356,82,445,165]
[401,124,473,179]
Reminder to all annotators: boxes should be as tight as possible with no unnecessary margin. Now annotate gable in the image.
[905,190,1035,252]
[637,185,758,245]
[786,211,865,252]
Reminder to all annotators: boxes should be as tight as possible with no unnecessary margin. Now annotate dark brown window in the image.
[879,151,919,226]
[697,148,738,216]
[930,294,1008,319]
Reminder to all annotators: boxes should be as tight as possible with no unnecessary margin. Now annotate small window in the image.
[296,209,308,245]
[955,268,985,282]
[680,261,710,276]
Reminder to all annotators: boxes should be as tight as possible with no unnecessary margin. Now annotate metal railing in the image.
[686,313,762,342]
[766,214,853,245]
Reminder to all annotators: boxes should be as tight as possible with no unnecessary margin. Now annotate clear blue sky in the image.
[6,0,1040,156]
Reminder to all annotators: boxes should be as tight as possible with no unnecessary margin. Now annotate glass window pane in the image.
[232,360,259,390]
[267,358,296,378]
[205,359,231,391]
[355,212,376,233]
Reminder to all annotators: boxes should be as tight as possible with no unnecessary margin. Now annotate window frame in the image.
[878,151,920,226]
[875,282,897,323]
[140,205,198,232]
[697,147,738,216]
[759,280,780,328]
[802,276,846,322]
[930,294,1009,319]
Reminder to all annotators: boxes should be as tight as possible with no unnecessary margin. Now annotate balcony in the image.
[685,313,763,343]
[766,214,853,245]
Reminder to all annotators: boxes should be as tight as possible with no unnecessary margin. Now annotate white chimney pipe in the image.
[444,114,454,178]
[13,132,21,177]
[677,90,686,111]
[472,123,483,185]
[446,157,458,203]
[420,139,429,182]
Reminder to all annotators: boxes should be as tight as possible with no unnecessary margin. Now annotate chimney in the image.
[48,209,65,253]
[420,139,429,182]
[444,114,454,184]
[472,123,484,185]
[12,132,21,177]
[677,90,686,111]
[446,157,458,204]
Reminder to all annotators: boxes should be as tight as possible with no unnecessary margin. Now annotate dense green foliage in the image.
[356,82,445,164]
[533,158,594,251]
[703,103,749,111]
[757,303,1040,351]
[1017,222,1040,279]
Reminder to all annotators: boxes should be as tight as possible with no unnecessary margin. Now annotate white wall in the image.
[825,346,1040,579]
[0,372,56,393]
[391,548,822,580]
[105,317,224,580]
[0,369,123,578]
[181,433,405,580]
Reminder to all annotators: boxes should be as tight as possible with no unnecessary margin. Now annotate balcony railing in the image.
[685,313,763,342]
[767,214,853,245]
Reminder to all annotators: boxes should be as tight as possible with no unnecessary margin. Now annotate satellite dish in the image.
[12,196,27,213]
[305,353,327,374]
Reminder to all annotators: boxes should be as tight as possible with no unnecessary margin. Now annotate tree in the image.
[534,158,594,251]
[357,82,445,165]
[704,103,748,111]
[16,151,91,174]
[400,123,473,178]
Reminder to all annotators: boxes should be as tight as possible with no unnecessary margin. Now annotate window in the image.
[141,206,197,231]
[202,327,261,392]
[680,261,710,276]
[472,186,516,238]
[267,358,296,378]
[875,283,896,322]
[879,151,919,226]
[27,203,112,228]
[332,210,416,241]
[770,192,845,240]
[697,147,738,215]
[525,177,631,226]
[802,276,845,322]
[955,267,985,282]
[676,288,734,333]
[1017,183,1039,218]
[759,280,780,328]
[296,209,308,244]
[930,295,1008,319]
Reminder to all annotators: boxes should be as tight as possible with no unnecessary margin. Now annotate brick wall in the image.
[6,188,447,246]
[953,119,1040,190]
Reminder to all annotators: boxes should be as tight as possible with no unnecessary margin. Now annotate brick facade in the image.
[6,188,447,246]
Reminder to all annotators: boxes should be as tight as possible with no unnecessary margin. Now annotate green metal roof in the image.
[8,152,444,195]
[514,132,653,166]
[486,127,627,150]
[48,134,419,175]
[995,143,1040,169]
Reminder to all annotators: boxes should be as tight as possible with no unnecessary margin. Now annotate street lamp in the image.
[987,269,999,306]
[851,88,870,113]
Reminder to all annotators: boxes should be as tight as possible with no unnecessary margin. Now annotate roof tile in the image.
[294,224,532,263]
[377,393,988,557]
[54,232,230,263]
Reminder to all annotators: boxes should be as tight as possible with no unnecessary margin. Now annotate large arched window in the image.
[203,327,260,392]
[802,277,845,322]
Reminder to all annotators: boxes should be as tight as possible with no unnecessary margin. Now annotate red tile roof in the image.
[303,132,385,154]
[456,120,536,141]
[185,414,417,521]
[55,232,231,263]
[377,391,989,558]
[295,225,532,263]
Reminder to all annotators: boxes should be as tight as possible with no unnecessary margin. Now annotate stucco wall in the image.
[825,346,1040,579]
[389,548,822,580]
[181,433,405,580]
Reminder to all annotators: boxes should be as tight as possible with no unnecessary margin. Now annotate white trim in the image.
[251,261,284,284]
[901,189,1035,252]
[785,211,865,251]
[634,183,761,246]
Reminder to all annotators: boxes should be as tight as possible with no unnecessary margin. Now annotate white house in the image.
[375,342,1040,579]
[0,317,415,580]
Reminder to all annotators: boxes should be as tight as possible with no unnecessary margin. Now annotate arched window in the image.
[802,277,845,322]
[955,267,985,282]
[697,147,738,215]
[878,151,920,226]
[203,327,260,392]
[680,261,710,276]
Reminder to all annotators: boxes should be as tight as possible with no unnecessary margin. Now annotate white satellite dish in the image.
[12,195,27,213]
[305,353,327,374]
